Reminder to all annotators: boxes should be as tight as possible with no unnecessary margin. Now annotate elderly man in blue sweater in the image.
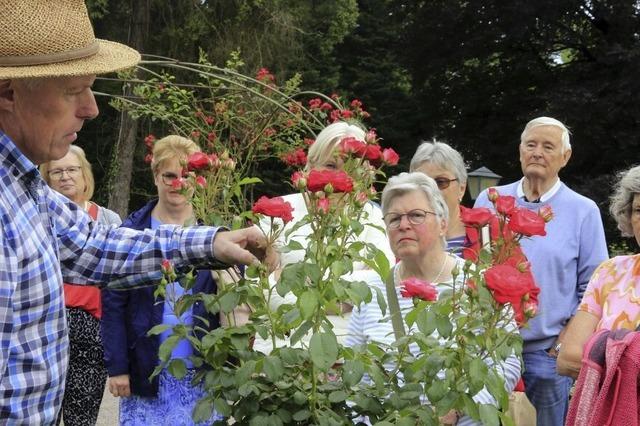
[474,116,608,426]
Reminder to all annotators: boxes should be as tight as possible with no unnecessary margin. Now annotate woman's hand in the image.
[439,409,459,425]
[108,374,131,397]
[557,311,600,378]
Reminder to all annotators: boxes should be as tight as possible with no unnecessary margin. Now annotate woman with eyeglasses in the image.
[40,146,122,426]
[101,135,221,425]
[345,172,520,425]
[410,140,468,253]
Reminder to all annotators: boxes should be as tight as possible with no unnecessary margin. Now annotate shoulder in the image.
[122,200,157,229]
[475,181,519,207]
[555,184,599,209]
[98,206,122,225]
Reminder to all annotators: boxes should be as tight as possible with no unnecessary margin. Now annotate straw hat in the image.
[0,0,140,79]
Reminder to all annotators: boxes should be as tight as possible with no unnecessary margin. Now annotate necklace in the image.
[396,253,450,284]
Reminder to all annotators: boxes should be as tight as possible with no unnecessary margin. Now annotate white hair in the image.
[520,116,571,152]
[305,121,366,171]
[409,139,467,184]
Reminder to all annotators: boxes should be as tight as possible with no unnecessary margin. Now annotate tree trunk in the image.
[107,0,149,218]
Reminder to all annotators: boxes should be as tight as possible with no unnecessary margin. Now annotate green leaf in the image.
[342,359,365,387]
[479,404,500,426]
[374,287,387,315]
[293,391,307,405]
[192,397,215,422]
[238,177,263,185]
[350,219,364,234]
[436,314,453,338]
[292,409,311,422]
[279,239,304,253]
[328,390,347,403]
[309,332,338,371]
[167,359,187,379]
[219,291,239,314]
[298,290,318,320]
[262,356,284,382]
[289,319,313,345]
[416,308,437,335]
[146,323,171,336]
[235,360,256,386]
[426,379,448,402]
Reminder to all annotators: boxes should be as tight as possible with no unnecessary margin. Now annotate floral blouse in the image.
[579,254,640,331]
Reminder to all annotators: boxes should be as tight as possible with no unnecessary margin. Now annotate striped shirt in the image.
[0,131,219,424]
[345,257,521,425]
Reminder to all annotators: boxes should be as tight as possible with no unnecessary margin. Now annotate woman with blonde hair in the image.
[253,121,395,353]
[101,135,221,425]
[40,145,122,425]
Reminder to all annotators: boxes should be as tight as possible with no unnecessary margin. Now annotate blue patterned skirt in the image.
[119,369,222,425]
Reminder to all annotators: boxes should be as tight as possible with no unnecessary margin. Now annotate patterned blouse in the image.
[579,255,640,331]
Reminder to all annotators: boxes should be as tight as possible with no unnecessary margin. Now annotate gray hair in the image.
[382,172,449,247]
[609,165,640,237]
[521,116,572,153]
[409,139,467,184]
[305,121,366,171]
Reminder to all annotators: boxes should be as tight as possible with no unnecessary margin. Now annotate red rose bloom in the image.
[381,148,399,166]
[307,169,354,193]
[363,144,382,162]
[538,205,554,223]
[495,195,516,216]
[400,277,438,301]
[252,196,294,224]
[460,206,495,227]
[316,198,330,214]
[508,208,547,237]
[282,148,307,167]
[484,264,540,325]
[187,152,212,171]
[339,137,367,156]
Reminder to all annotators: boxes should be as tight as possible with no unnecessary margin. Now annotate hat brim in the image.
[0,39,140,79]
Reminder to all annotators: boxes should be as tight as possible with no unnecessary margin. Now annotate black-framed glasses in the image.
[434,177,458,190]
[160,172,180,186]
[384,209,436,229]
[48,166,82,181]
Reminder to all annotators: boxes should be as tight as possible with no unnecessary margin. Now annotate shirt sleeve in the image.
[344,296,368,348]
[47,188,220,289]
[575,203,609,303]
[578,259,611,318]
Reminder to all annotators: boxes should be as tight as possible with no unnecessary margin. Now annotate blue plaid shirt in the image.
[0,131,220,424]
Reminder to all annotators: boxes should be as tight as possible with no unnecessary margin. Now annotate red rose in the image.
[381,148,399,166]
[187,152,211,171]
[161,259,173,275]
[144,134,156,148]
[508,208,547,237]
[495,195,516,216]
[307,169,354,193]
[363,144,382,162]
[400,277,438,301]
[484,264,540,325]
[309,98,322,109]
[252,196,294,223]
[487,187,499,202]
[291,171,307,189]
[460,206,495,227]
[339,137,367,156]
[364,129,377,144]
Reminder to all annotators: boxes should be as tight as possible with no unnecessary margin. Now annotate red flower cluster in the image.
[252,196,294,223]
[307,169,354,193]
[282,148,308,167]
[484,264,540,325]
[460,189,551,325]
[400,277,438,302]
[186,152,220,171]
[256,67,275,85]
[338,137,399,166]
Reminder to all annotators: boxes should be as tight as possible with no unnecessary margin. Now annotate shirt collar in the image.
[517,177,561,203]
[0,130,39,180]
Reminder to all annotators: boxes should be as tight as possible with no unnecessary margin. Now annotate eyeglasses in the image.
[48,166,82,181]
[160,172,180,186]
[384,209,436,229]
[434,177,458,190]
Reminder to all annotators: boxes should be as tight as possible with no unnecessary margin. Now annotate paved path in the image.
[97,387,119,425]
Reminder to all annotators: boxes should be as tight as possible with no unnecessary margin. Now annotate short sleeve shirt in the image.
[579,255,640,331]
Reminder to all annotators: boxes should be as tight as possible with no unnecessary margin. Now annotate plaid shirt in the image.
[0,132,219,424]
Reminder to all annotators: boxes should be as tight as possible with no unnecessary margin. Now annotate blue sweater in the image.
[475,181,608,352]
[101,200,220,397]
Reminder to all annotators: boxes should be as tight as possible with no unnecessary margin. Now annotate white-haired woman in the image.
[558,165,640,378]
[410,140,468,252]
[253,121,395,353]
[40,146,122,426]
[345,172,520,425]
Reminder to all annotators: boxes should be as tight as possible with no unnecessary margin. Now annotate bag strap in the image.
[385,265,406,340]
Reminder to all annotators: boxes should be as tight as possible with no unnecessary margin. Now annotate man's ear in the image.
[0,80,16,113]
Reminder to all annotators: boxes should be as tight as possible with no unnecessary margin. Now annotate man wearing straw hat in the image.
[0,1,269,423]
